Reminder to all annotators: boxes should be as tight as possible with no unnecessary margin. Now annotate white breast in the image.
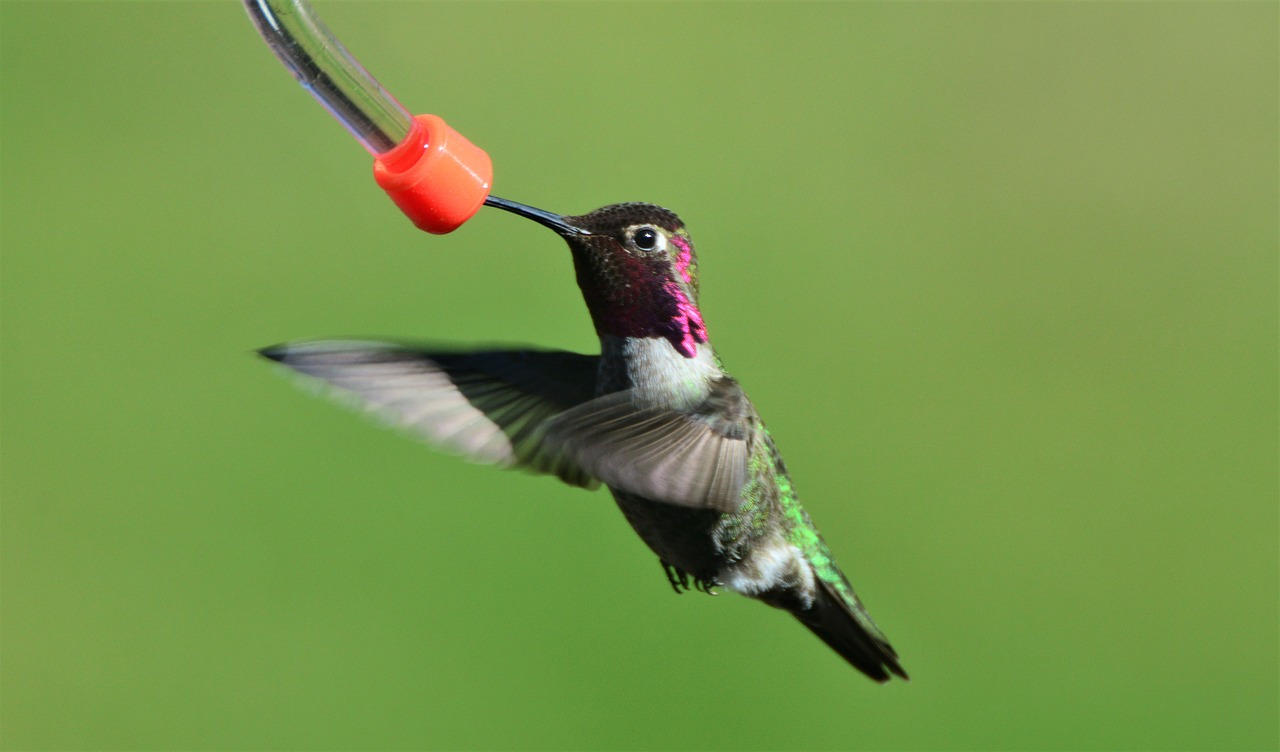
[614,336,723,409]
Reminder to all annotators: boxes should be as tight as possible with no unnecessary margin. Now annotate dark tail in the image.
[790,577,907,683]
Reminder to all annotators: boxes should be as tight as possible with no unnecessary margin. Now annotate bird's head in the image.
[486,197,707,358]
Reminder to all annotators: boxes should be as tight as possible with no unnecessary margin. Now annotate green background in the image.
[2,2,1275,749]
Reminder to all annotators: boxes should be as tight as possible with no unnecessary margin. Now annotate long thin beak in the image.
[484,195,589,236]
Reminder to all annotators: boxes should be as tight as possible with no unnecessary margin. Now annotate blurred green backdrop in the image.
[2,2,1275,750]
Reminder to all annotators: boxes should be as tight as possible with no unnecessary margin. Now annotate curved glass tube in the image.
[244,0,414,155]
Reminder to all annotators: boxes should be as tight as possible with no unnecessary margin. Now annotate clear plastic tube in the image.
[244,0,414,155]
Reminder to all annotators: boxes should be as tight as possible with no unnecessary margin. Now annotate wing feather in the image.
[262,342,758,506]
[539,378,757,511]
[260,340,601,488]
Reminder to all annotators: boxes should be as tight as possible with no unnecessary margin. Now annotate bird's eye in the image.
[631,226,662,252]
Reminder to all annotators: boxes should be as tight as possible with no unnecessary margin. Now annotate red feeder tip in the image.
[372,114,493,235]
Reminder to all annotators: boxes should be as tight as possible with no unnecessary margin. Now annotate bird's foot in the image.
[662,562,691,594]
[662,561,720,596]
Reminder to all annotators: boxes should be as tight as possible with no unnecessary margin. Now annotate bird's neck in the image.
[571,245,708,360]
[598,335,723,409]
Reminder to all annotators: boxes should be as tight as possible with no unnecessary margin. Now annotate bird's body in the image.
[262,199,905,682]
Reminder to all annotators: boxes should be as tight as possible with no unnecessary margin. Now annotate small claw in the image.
[662,562,688,595]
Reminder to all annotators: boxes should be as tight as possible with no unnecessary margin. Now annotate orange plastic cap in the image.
[372,114,493,234]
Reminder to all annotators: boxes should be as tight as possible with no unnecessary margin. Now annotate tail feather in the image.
[794,578,907,682]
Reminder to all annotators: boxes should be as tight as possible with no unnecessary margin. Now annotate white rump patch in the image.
[721,541,812,606]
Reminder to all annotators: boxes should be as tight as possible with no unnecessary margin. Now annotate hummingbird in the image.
[260,196,906,682]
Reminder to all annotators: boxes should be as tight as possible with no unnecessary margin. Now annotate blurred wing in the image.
[539,377,756,512]
[260,340,601,489]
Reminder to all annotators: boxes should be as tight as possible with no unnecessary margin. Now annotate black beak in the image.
[484,195,589,237]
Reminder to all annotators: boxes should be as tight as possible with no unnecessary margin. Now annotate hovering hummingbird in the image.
[260,196,906,682]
